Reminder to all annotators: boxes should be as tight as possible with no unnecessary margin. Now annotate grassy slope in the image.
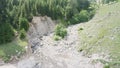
[78,2,120,68]
[0,39,27,62]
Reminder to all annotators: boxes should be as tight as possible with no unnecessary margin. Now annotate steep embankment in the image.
[78,2,120,68]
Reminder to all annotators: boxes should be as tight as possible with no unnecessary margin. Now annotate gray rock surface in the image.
[27,16,56,39]
[28,23,105,68]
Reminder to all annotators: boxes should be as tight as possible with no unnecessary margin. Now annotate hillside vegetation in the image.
[0,0,120,66]
[0,0,94,62]
[0,0,94,44]
[78,2,120,68]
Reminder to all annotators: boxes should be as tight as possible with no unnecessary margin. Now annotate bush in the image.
[27,14,33,22]
[0,23,14,44]
[78,10,89,22]
[19,18,29,32]
[54,24,67,39]
[104,64,110,68]
[20,29,26,40]
[3,55,11,63]
[88,6,96,19]
[53,35,62,41]
[71,10,89,24]
[78,27,84,31]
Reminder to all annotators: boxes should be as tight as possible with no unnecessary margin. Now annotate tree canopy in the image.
[0,0,94,44]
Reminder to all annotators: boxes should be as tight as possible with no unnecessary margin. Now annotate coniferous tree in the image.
[0,0,8,23]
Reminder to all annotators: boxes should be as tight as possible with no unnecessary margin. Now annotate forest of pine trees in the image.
[0,0,95,44]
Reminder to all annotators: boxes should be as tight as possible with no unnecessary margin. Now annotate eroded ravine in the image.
[0,16,106,68]
[29,23,105,68]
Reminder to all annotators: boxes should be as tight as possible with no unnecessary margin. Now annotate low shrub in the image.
[78,10,90,22]
[20,29,26,40]
[2,55,11,63]
[78,27,84,31]
[53,35,62,41]
[27,14,33,22]
[71,10,89,24]
[19,18,29,32]
[104,64,110,68]
[54,24,67,40]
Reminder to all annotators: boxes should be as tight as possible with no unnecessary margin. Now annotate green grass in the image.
[78,2,120,68]
[0,39,27,62]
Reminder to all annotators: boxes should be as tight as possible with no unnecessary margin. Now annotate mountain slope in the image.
[78,2,120,68]
[0,2,120,68]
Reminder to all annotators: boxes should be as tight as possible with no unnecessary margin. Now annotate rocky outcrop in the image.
[27,16,56,50]
[27,16,56,39]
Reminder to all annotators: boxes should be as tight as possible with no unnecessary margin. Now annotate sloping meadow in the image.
[78,2,120,68]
